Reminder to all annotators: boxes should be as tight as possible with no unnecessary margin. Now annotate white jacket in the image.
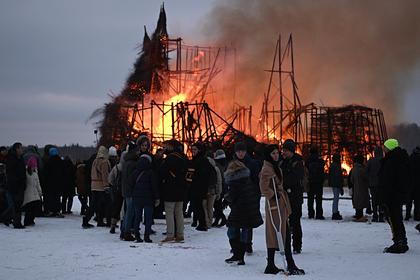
[23,170,42,207]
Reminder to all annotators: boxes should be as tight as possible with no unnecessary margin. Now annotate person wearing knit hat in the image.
[378,138,410,253]
[108,146,119,168]
[279,138,304,254]
[22,156,42,227]
[231,141,261,254]
[43,145,65,218]
[49,147,59,157]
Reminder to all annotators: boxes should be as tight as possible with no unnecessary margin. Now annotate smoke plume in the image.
[203,0,420,123]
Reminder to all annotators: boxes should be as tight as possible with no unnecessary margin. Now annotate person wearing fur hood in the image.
[82,146,111,228]
[259,144,304,275]
[223,158,263,266]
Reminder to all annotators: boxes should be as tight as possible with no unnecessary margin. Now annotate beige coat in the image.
[259,160,292,249]
[91,146,111,192]
[23,170,42,207]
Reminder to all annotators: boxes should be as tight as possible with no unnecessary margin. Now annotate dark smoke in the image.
[203,0,420,123]
[389,123,420,152]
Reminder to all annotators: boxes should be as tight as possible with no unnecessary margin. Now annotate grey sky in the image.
[0,0,419,147]
[0,0,214,146]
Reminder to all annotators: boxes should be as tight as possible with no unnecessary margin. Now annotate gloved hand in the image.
[154,199,160,207]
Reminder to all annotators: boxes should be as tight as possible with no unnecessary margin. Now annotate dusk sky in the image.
[1,0,419,147]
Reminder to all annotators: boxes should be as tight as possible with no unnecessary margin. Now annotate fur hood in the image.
[224,159,250,184]
[96,146,109,159]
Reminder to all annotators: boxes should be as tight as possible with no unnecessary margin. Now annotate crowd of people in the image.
[1,136,419,275]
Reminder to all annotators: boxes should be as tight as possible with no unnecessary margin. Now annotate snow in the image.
[1,191,419,280]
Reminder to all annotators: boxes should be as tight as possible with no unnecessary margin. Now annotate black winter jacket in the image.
[306,153,325,186]
[161,151,188,202]
[44,155,65,196]
[121,151,138,198]
[190,154,212,199]
[6,152,26,200]
[280,154,304,203]
[224,160,263,229]
[378,147,410,205]
[131,157,158,205]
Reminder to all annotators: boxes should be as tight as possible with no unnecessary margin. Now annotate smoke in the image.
[203,0,420,123]
[389,123,420,152]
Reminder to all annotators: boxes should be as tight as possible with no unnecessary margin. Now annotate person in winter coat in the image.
[131,154,159,243]
[366,146,385,222]
[212,149,228,227]
[153,148,165,219]
[306,147,325,219]
[137,134,153,157]
[407,147,420,221]
[108,151,125,234]
[378,139,409,254]
[233,141,262,253]
[0,161,14,226]
[190,142,213,231]
[61,156,76,214]
[120,142,139,240]
[204,156,222,228]
[6,143,26,228]
[260,144,305,275]
[224,158,263,266]
[350,155,370,222]
[43,147,65,218]
[82,146,111,228]
[328,153,344,220]
[279,139,304,254]
[22,156,42,226]
[161,140,188,242]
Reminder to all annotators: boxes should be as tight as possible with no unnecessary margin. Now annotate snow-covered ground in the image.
[1,192,419,280]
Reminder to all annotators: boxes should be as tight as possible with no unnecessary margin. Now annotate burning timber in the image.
[92,5,388,171]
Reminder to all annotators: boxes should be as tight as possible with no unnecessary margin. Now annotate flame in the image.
[341,161,351,175]
[155,93,187,139]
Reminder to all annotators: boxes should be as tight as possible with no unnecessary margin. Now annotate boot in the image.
[237,242,246,265]
[264,248,282,274]
[287,260,305,275]
[245,243,253,254]
[218,216,227,227]
[212,218,219,227]
[372,215,379,222]
[195,225,208,231]
[82,216,94,229]
[144,234,153,243]
[332,212,343,220]
[383,239,409,254]
[225,239,241,263]
[134,233,143,243]
[123,233,135,242]
[415,223,420,233]
[109,218,117,234]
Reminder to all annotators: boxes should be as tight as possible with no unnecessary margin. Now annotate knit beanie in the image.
[384,139,399,151]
